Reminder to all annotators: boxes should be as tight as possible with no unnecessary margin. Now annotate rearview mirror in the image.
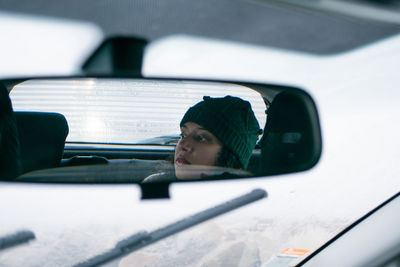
[1,77,321,193]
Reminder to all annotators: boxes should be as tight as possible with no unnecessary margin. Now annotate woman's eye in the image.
[179,133,186,139]
[196,135,206,142]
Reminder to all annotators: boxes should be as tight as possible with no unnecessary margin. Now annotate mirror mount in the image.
[140,183,170,199]
[82,36,148,78]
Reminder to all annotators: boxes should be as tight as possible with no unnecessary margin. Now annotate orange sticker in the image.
[280,248,309,256]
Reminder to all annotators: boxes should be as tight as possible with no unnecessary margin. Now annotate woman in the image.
[143,95,261,182]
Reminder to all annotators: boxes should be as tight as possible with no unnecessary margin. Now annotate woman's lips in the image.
[176,157,190,165]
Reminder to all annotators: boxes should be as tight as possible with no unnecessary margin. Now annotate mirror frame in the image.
[2,76,322,198]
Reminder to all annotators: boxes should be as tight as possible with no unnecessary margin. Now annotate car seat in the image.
[0,84,21,180]
[258,90,321,175]
[15,112,69,174]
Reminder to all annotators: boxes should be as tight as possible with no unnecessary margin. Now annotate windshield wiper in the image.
[74,188,267,267]
[0,230,35,251]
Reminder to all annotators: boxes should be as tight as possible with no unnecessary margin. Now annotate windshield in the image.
[1,6,400,267]
[74,189,267,267]
[2,38,399,266]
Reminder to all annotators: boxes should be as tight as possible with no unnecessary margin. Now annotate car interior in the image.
[1,1,399,266]
[15,111,69,174]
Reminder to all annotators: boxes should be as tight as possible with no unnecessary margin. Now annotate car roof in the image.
[0,0,399,54]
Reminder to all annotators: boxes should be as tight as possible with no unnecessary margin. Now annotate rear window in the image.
[10,78,266,145]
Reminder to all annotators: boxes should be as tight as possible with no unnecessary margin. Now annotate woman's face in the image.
[174,122,222,179]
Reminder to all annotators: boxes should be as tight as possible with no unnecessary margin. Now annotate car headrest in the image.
[15,112,69,174]
[0,84,22,180]
[258,90,321,175]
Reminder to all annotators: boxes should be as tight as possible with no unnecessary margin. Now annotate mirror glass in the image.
[11,78,267,145]
[1,77,321,183]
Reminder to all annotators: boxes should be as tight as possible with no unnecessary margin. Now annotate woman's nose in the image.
[178,136,193,152]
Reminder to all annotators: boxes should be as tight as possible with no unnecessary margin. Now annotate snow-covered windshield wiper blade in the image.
[74,188,267,267]
[0,230,35,251]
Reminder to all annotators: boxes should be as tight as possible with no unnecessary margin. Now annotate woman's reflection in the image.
[143,95,261,182]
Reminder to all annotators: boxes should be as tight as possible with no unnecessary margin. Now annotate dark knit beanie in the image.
[180,95,261,169]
